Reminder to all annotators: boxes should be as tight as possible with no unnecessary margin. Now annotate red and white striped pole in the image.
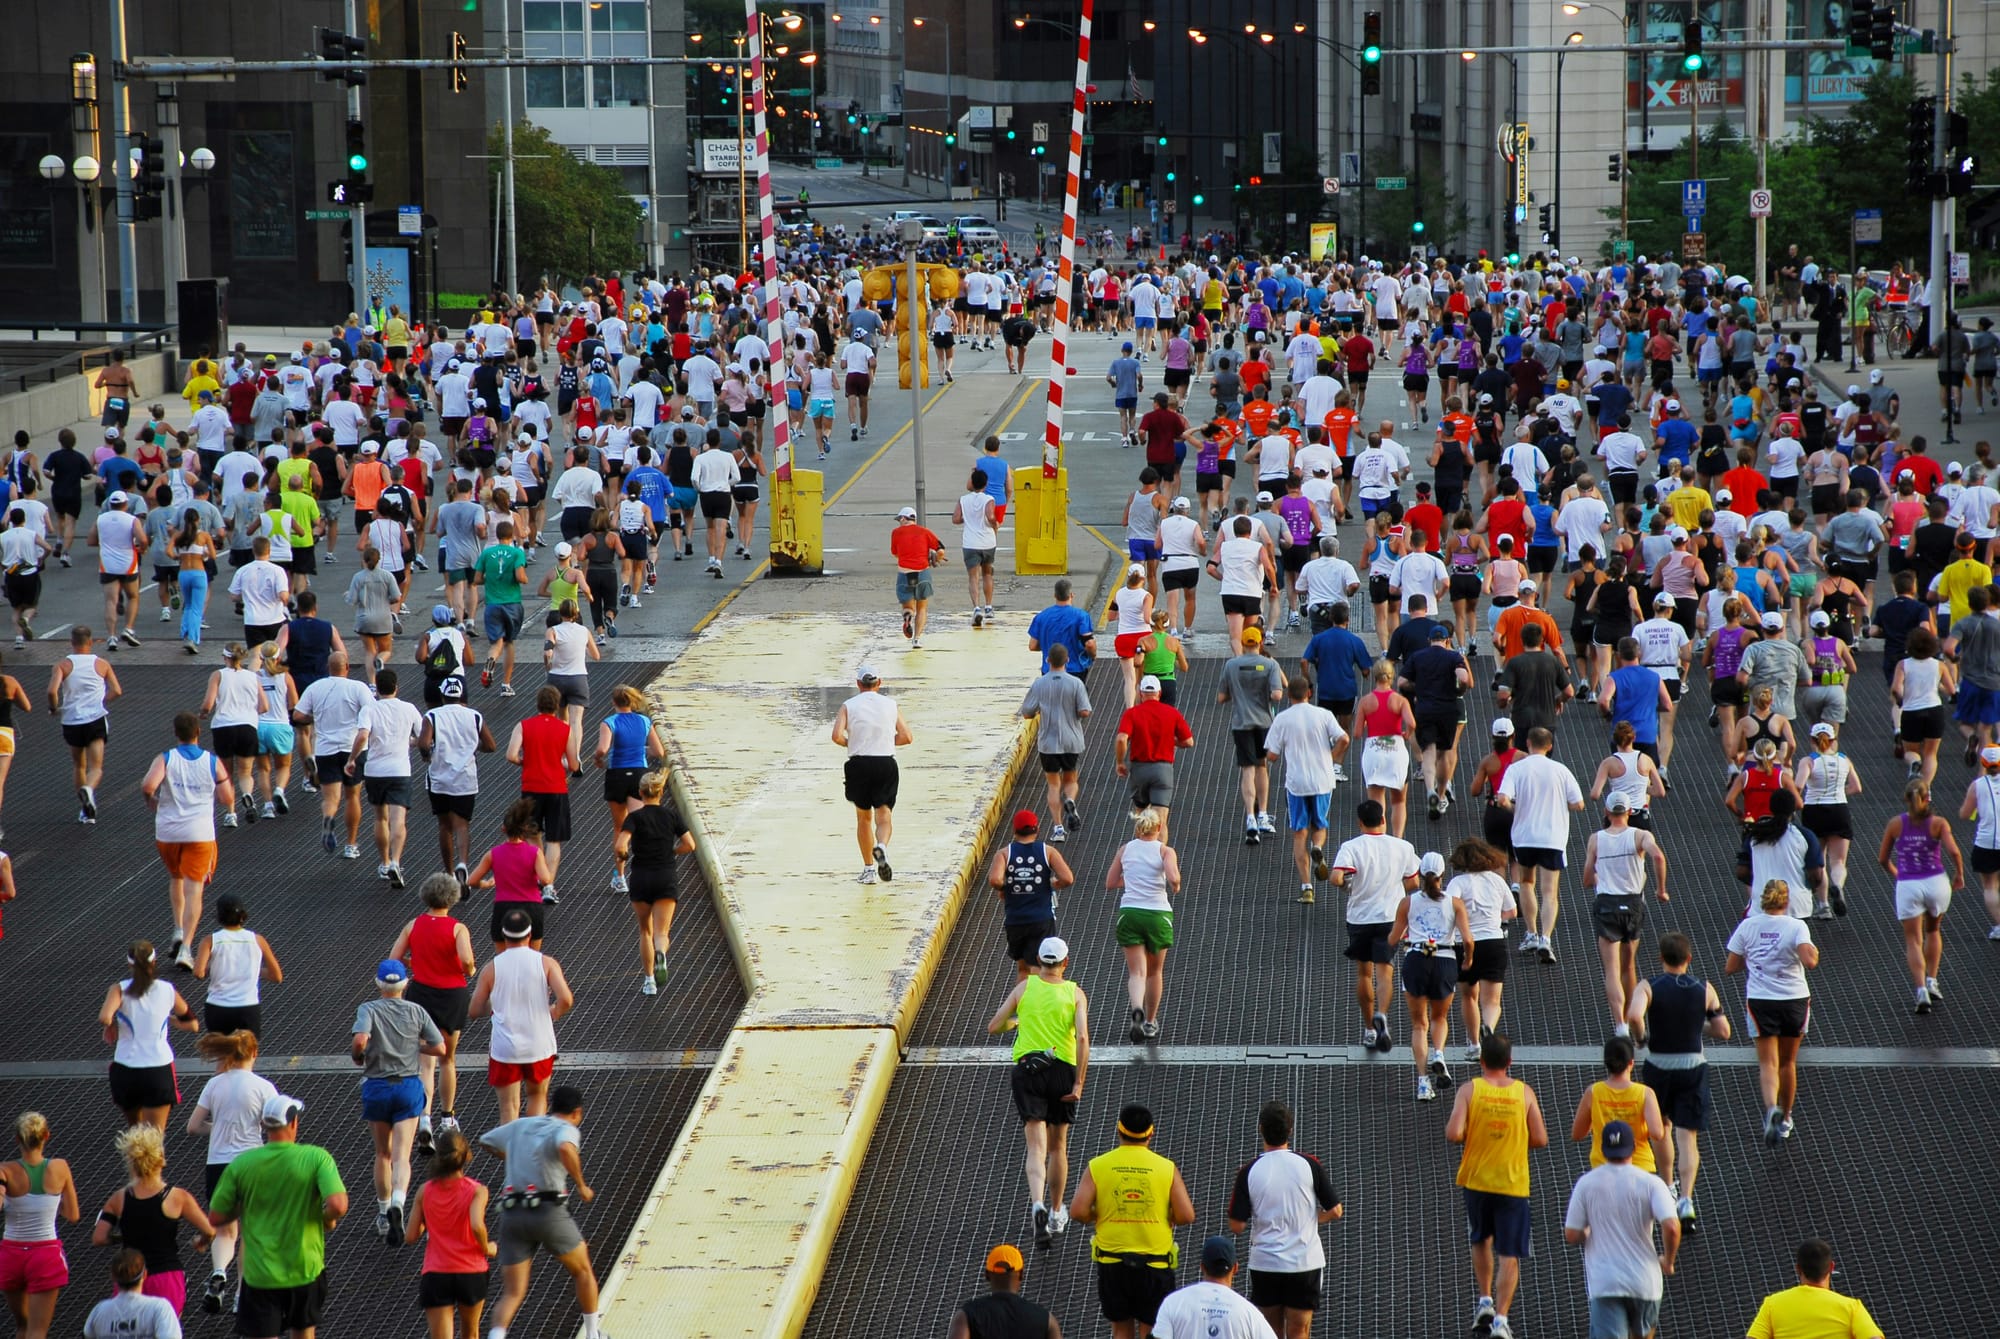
[743,4,794,484]
[1039,0,1093,480]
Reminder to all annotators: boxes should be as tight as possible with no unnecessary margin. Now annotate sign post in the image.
[1682,232,1706,262]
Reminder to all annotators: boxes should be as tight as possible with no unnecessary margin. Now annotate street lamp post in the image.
[1553,31,1584,253]
[69,53,107,324]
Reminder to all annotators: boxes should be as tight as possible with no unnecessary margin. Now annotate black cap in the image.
[1600,1119,1636,1160]
[1201,1235,1237,1271]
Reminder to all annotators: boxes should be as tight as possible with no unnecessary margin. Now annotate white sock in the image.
[489,1328,508,1339]
[581,1316,602,1339]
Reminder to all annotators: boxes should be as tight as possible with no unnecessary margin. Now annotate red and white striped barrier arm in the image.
[1040,0,1093,479]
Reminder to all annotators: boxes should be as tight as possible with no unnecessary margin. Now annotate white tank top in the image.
[1114,586,1151,636]
[959,493,998,549]
[60,653,107,725]
[1,1168,60,1242]
[1901,657,1942,710]
[1800,752,1852,807]
[841,691,899,757]
[257,670,291,727]
[488,947,559,1064]
[210,667,265,729]
[1117,838,1171,911]
[114,978,178,1069]
[205,927,263,1007]
[1404,890,1462,945]
[1592,825,1647,900]
[154,747,218,843]
[1973,772,2000,849]
[1606,750,1650,811]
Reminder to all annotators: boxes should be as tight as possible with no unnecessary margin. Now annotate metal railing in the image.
[0,325,177,399]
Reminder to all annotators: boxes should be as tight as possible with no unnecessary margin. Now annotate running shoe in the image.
[1140,1020,1160,1040]
[415,1123,434,1157]
[902,610,915,639]
[1296,885,1316,905]
[321,818,337,852]
[1989,925,2000,941]
[541,884,561,905]
[1436,789,1451,816]
[1427,792,1442,819]
[856,866,878,884]
[1129,1007,1147,1042]
[499,683,516,696]
[378,864,393,881]
[480,666,494,688]
[1472,1299,1496,1335]
[1517,932,1541,954]
[873,843,893,882]
[1361,1026,1380,1050]
[1049,824,1067,844]
[221,811,239,829]
[654,950,669,988]
[1915,985,1933,1014]
[121,628,141,647]
[202,1273,229,1314]
[1830,884,1847,916]
[1429,1057,1454,1089]
[242,796,260,824]
[168,933,184,960]
[374,1207,391,1238]
[1372,1012,1392,1052]
[1762,1106,1784,1145]
[1677,1197,1696,1233]
[386,1204,405,1246]
[161,605,175,621]
[1257,812,1277,833]
[176,944,195,972]
[1812,901,1833,920]
[341,844,361,860]
[1927,977,1943,1001]
[1243,822,1260,846]
[1779,1117,1795,1140]
[972,609,983,628]
[1537,942,1557,965]
[1416,1076,1436,1102]
[1049,1207,1070,1236]
[302,775,318,794]
[1310,845,1330,881]
[1488,1318,1514,1339]
[1465,1042,1483,1063]
[1331,764,1346,784]
[454,862,470,890]
[1033,1203,1052,1250]
[640,976,658,996]
[611,872,630,893]
[80,785,97,821]
[1707,704,1719,728]
[389,865,406,889]
[435,1114,460,1137]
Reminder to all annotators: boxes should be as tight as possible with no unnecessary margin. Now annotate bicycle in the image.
[1874,306,1915,360]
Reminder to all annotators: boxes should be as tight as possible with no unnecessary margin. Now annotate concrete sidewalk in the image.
[597,374,1118,1337]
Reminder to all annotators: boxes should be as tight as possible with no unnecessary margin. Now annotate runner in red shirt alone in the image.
[507,686,575,900]
[1720,450,1768,519]
[1115,677,1195,842]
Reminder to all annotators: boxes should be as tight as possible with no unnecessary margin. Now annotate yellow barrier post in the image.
[767,468,824,574]
[1013,465,1068,574]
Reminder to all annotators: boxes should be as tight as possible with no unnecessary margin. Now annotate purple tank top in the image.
[1278,495,1314,545]
[1196,436,1221,474]
[1449,534,1480,572]
[1711,625,1747,679]
[491,841,542,902]
[1893,815,1945,880]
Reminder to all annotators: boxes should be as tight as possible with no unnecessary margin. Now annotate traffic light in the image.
[945,131,957,145]
[129,132,165,221]
[450,31,469,93]
[847,99,860,125]
[1248,174,1262,187]
[1411,218,1426,236]
[1538,203,1553,243]
[1005,128,1016,140]
[1868,2,1896,60]
[1944,109,1974,197]
[1156,135,1168,147]
[318,28,368,87]
[1192,178,1205,206]
[1165,168,1176,183]
[1847,0,1873,48]
[1607,152,1622,182]
[1361,12,1383,96]
[1906,95,1936,195]
[345,118,369,175]
[1680,21,1704,73]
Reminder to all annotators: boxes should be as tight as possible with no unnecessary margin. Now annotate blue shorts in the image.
[1463,1188,1532,1258]
[257,722,296,756]
[896,571,934,603]
[1134,316,1157,329]
[483,602,524,644]
[1115,397,1138,411]
[670,486,699,513]
[360,1075,426,1124]
[1128,539,1161,562]
[1287,792,1332,832]
[1954,680,2000,726]
[1588,1297,1660,1339]
[809,397,836,419]
[1697,366,1723,383]
[787,387,804,410]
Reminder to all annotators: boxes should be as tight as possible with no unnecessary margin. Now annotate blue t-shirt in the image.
[1302,627,1373,704]
[1654,419,1698,465]
[627,465,670,522]
[1027,603,1094,674]
[1872,596,1932,665]
[1609,664,1663,744]
[975,456,1009,506]
[98,456,143,493]
[1684,309,1710,341]
[604,711,651,768]
[1593,382,1634,427]
[1498,332,1526,366]
[1530,501,1559,548]
[1108,358,1142,400]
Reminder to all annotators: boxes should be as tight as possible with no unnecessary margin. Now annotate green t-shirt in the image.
[476,543,528,606]
[210,1141,346,1289]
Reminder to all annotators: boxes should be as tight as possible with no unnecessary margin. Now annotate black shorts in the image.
[1163,566,1199,591]
[1280,545,1310,575]
[1642,1062,1713,1132]
[63,718,109,749]
[1461,937,1509,984]
[1344,920,1396,964]
[1097,1261,1175,1325]
[1038,752,1079,775]
[291,545,318,576]
[418,1272,489,1309]
[1010,1053,1077,1126]
[1249,1268,1322,1312]
[109,1062,178,1113]
[489,900,547,944]
[1972,845,2000,876]
[315,751,353,785]
[1401,949,1461,1000]
[522,790,572,844]
[52,491,83,519]
[1709,678,1745,709]
[203,1002,264,1038]
[1527,545,1560,574]
[1810,484,1841,516]
[699,491,733,520]
[1592,895,1646,943]
[428,791,477,821]
[1368,573,1392,606]
[3,571,41,609]
[1747,996,1811,1039]
[1449,572,1483,603]
[1515,845,1566,872]
[1231,726,1270,768]
[604,767,648,804]
[406,980,470,1035]
[1901,704,1947,742]
[1195,472,1223,494]
[238,1277,328,1336]
[1221,594,1263,617]
[1482,802,1515,856]
[1403,372,1430,393]
[1800,802,1852,842]
[365,775,414,809]
[1415,713,1462,750]
[843,755,899,810]
[1006,918,1058,963]
[1164,369,1191,390]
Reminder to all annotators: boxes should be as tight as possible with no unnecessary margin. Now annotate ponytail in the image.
[1421,872,1446,900]
[124,940,158,997]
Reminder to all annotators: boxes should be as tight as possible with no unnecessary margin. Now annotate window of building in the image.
[593,66,650,106]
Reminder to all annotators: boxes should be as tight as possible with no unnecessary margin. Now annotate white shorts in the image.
[1361,735,1409,792]
[1894,874,1952,920]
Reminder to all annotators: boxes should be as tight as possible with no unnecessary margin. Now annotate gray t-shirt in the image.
[481,1114,581,1195]
[1739,636,1804,720]
[437,499,484,569]
[1822,509,1884,561]
[352,996,442,1080]
[846,308,883,346]
[1951,613,2000,690]
[224,492,263,551]
[346,567,402,636]
[1020,670,1093,755]
[1217,653,1286,731]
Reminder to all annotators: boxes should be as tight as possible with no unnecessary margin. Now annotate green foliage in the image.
[490,121,643,288]
[1609,67,1999,272]
[1361,147,1470,254]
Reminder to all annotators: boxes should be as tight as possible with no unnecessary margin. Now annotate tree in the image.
[490,121,643,288]
[1361,147,1470,257]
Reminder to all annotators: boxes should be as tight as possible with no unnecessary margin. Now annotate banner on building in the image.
[1309,222,1338,261]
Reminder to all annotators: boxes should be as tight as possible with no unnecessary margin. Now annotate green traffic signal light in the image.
[1165,169,1176,182]
[1505,252,1521,265]
[1682,51,1704,71]
[348,152,368,172]
[1362,44,1381,61]
[945,132,957,145]
[1006,128,1017,140]
[1411,220,1425,234]
[847,113,858,124]
[1192,192,1205,205]
[1156,135,1168,147]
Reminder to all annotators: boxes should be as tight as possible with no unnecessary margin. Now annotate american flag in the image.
[1127,62,1141,101]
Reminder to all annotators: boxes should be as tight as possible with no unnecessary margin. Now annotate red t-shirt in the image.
[1139,408,1185,467]
[1404,502,1445,554]
[1342,335,1375,375]
[1322,407,1359,455]
[1487,498,1530,552]
[1117,700,1192,763]
[889,523,943,572]
[518,713,570,794]
[1241,360,1271,397]
[1899,455,1943,497]
[1720,466,1767,518]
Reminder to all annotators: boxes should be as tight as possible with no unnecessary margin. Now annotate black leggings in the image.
[585,569,618,630]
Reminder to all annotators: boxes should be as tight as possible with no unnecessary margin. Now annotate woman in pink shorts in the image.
[1,1111,79,1339]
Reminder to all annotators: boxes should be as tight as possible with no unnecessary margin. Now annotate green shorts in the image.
[1788,572,1817,598]
[1115,906,1174,951]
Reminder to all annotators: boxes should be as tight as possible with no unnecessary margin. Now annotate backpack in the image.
[423,630,460,678]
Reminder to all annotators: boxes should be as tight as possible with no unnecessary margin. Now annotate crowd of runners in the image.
[2,237,1981,1339]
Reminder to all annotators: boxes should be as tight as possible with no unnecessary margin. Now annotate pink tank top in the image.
[491,841,541,902]
[1364,689,1403,738]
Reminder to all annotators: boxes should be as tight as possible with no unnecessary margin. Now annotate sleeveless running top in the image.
[1742,765,1783,822]
[1116,839,1170,911]
[1592,824,1646,899]
[1363,689,1402,738]
[153,746,218,844]
[1893,813,1946,879]
[1742,711,1781,756]
[60,653,107,724]
[1973,773,2000,849]
[1114,586,1151,636]
[419,1174,491,1276]
[283,617,333,684]
[1455,1078,1530,1196]
[1900,657,1942,710]
[114,978,178,1069]
[1278,494,1314,546]
[409,913,468,990]
[1448,532,1480,573]
[1798,753,1849,807]
[486,947,558,1064]
[118,1187,181,1275]
[1126,491,1161,543]
[1604,751,1650,815]
[1488,558,1522,601]
[1000,840,1057,924]
[1644,971,1710,1065]
[1587,1081,1658,1173]
[2,1160,60,1242]
[1012,975,1079,1065]
[1482,747,1522,798]
[491,841,541,903]
[256,670,290,726]
[1808,635,1847,685]
[204,927,262,1007]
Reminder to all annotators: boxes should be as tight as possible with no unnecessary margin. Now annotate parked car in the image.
[952,215,1001,245]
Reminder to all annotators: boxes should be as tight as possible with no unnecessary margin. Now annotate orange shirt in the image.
[889,523,943,572]
[1322,407,1359,455]
[350,459,390,510]
[1241,360,1271,397]
[1441,412,1474,445]
[1494,605,1562,661]
[1213,419,1243,461]
[1243,400,1276,438]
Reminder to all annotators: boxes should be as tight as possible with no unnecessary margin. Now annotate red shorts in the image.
[992,504,1008,525]
[1115,632,1146,659]
[0,1239,68,1293]
[488,1055,556,1087]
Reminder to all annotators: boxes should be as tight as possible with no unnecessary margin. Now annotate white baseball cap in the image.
[1490,717,1515,735]
[896,506,917,520]
[1760,610,1785,630]
[1418,851,1446,876]
[1138,674,1163,693]
[1036,936,1070,965]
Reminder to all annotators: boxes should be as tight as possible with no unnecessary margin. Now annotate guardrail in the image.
[0,326,177,399]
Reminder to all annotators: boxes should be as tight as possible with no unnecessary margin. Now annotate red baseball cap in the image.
[1012,810,1040,832]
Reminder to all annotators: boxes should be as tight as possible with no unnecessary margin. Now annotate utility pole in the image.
[1753,0,1769,307]
[107,0,138,324]
[345,0,368,319]
[1932,0,1955,438]
[159,84,185,325]
[499,0,517,298]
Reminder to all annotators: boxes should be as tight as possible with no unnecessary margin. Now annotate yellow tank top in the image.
[1455,1077,1530,1197]
[1588,1080,1656,1173]
[1087,1144,1179,1267]
[1012,975,1078,1065]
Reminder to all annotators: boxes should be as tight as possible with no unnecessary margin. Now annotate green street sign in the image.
[1082,134,1094,146]
[305,209,346,220]
[1374,176,1408,191]
[787,86,813,96]
[1612,240,1634,260]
